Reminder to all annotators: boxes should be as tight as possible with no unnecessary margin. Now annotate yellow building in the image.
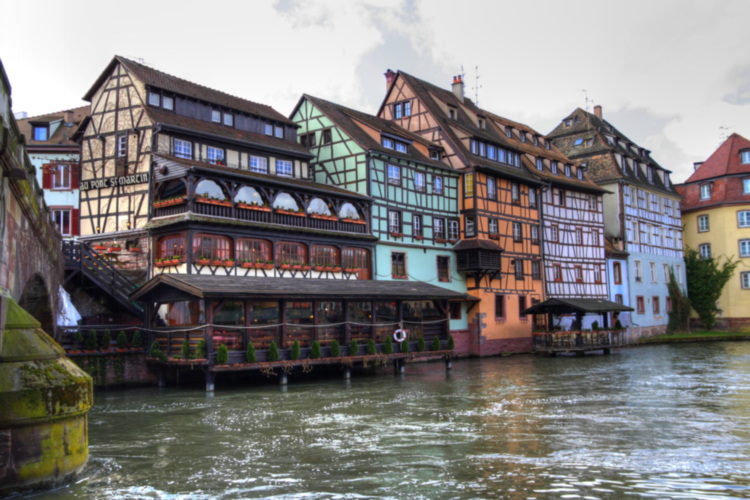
[677,133,750,330]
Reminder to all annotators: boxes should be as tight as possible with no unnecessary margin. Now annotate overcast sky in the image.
[2,0,748,183]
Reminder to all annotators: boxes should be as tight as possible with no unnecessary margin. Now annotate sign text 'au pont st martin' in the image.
[80,173,149,191]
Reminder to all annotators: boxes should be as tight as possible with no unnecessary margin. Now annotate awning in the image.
[130,273,480,304]
[522,297,634,316]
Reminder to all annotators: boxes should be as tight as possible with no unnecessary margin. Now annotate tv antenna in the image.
[580,89,594,112]
[719,125,730,143]
[472,66,483,106]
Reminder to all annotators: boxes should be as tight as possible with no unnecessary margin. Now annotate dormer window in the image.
[741,150,750,164]
[382,137,395,149]
[577,168,583,180]
[264,123,273,135]
[211,110,221,123]
[275,126,283,139]
[448,108,456,120]
[430,150,440,160]
[647,166,654,183]
[545,140,551,150]
[564,119,573,127]
[533,135,539,147]
[574,138,583,146]
[223,113,234,127]
[584,138,593,147]
[33,125,49,141]
[565,165,571,177]
[519,132,526,143]
[162,96,174,110]
[551,161,558,174]
[478,117,485,129]
[148,91,160,107]
[395,142,407,153]
[536,158,543,171]
[700,183,711,200]
[506,126,513,138]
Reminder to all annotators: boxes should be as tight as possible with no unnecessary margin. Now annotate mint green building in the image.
[292,95,469,334]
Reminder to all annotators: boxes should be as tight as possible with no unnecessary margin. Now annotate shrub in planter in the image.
[310,341,321,359]
[216,344,229,365]
[101,329,112,350]
[447,335,455,350]
[116,331,128,349]
[330,340,340,357]
[246,343,257,363]
[417,337,426,352]
[401,339,409,353]
[367,338,376,355]
[194,339,207,359]
[432,337,441,351]
[349,339,359,357]
[132,330,142,348]
[290,340,301,360]
[149,341,167,362]
[74,330,84,349]
[267,341,280,362]
[614,319,624,330]
[85,330,98,350]
[383,336,393,354]
[591,321,600,331]
[180,338,191,360]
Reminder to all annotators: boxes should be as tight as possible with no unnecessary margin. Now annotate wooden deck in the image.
[533,330,625,356]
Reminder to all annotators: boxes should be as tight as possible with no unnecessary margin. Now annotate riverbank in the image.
[637,330,750,345]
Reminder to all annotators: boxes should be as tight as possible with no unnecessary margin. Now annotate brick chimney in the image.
[593,105,602,119]
[693,161,704,171]
[384,69,396,91]
[452,75,464,103]
[63,109,73,124]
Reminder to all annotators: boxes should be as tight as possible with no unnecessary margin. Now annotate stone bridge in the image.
[0,62,63,335]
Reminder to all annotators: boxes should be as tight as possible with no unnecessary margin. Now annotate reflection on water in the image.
[27,343,750,499]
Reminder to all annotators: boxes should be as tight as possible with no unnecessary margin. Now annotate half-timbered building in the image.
[549,106,684,336]
[76,56,469,365]
[291,94,469,340]
[379,71,546,355]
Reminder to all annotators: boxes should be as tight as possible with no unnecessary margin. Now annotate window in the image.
[519,131,526,143]
[392,252,406,278]
[565,165,571,177]
[207,147,224,165]
[274,126,283,139]
[116,134,127,157]
[156,234,187,260]
[506,126,513,138]
[430,150,440,160]
[698,215,710,232]
[342,247,370,279]
[433,176,443,194]
[514,259,524,279]
[741,151,750,164]
[591,230,599,246]
[511,182,520,203]
[465,216,476,238]
[413,215,423,237]
[322,129,332,144]
[437,256,450,282]
[487,177,496,200]
[489,218,499,236]
[529,188,537,208]
[193,234,231,261]
[448,220,460,240]
[577,168,583,180]
[518,295,527,319]
[174,139,192,159]
[624,186,632,206]
[51,165,70,190]
[574,228,583,245]
[236,238,271,263]
[553,264,562,281]
[382,137,394,149]
[575,265,583,282]
[33,125,49,141]
[699,243,711,259]
[648,166,654,183]
[434,218,445,240]
[448,108,456,120]
[388,211,401,234]
[393,101,412,119]
[223,113,234,127]
[211,110,221,123]
[666,297,673,313]
[551,161,558,174]
[276,242,307,265]
[162,96,174,110]
[276,159,293,177]
[464,173,474,197]
[613,262,622,284]
[550,225,559,242]
[311,245,340,267]
[299,132,315,148]
[488,145,497,160]
[653,297,660,314]
[249,155,268,173]
[677,264,683,284]
[741,239,750,257]
[148,91,160,106]
[636,296,645,314]
[744,179,750,194]
[531,225,539,244]
[395,142,408,153]
[52,209,71,236]
[388,165,401,185]
[536,158,543,170]
[532,261,541,279]
[700,184,711,200]
[495,294,505,319]
[574,138,583,146]
[739,211,750,228]
[555,189,565,206]
[742,272,750,289]
[264,123,273,135]
[564,119,573,127]
[634,260,642,282]
[513,222,522,242]
[663,263,671,283]
[650,262,657,282]
[414,172,426,192]
[651,194,659,212]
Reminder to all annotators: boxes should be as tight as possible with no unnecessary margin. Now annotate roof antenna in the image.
[719,125,730,143]
[472,65,482,107]
[580,89,593,112]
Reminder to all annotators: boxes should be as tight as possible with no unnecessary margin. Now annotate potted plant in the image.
[84,330,98,352]
[180,338,191,360]
[344,268,359,274]
[194,339,207,360]
[414,235,424,241]
[299,264,311,271]
[310,341,321,359]
[241,259,254,269]
[267,341,280,362]
[290,340,301,360]
[431,337,441,351]
[149,341,167,362]
[314,265,326,271]
[246,342,257,363]
[390,232,402,238]
[108,243,122,252]
[116,331,128,352]
[73,330,84,350]
[216,344,229,365]
[384,336,393,354]
[131,330,142,351]
[279,262,292,270]
[417,337,426,352]
[169,256,182,266]
[447,335,455,350]
[367,339,377,355]
[101,329,112,351]
[349,339,359,357]
[330,340,341,357]
[331,266,342,273]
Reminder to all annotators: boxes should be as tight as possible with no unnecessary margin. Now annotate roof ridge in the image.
[16,104,89,122]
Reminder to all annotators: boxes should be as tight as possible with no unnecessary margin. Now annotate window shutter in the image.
[71,209,80,236]
[42,164,52,189]
[71,164,80,189]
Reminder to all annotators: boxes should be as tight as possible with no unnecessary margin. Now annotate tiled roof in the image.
[84,56,292,125]
[299,94,454,173]
[131,273,476,302]
[684,133,750,183]
[548,108,678,196]
[16,105,89,148]
[152,153,369,199]
[146,107,311,157]
[604,237,629,258]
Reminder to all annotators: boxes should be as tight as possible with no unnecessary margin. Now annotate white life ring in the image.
[393,329,407,343]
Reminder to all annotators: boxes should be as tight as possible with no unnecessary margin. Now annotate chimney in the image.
[384,69,396,91]
[593,105,602,119]
[64,109,73,124]
[693,161,704,171]
[452,75,464,103]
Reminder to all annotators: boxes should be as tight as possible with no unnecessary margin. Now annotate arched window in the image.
[343,247,371,279]
[311,245,339,267]
[272,192,299,211]
[237,238,271,263]
[275,242,307,265]
[338,202,361,220]
[156,234,186,259]
[234,186,265,206]
[195,179,226,200]
[613,262,622,284]
[307,198,332,216]
[193,234,232,260]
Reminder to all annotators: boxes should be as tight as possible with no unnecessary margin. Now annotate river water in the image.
[31,342,750,499]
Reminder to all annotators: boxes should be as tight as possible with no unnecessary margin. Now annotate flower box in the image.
[211,260,224,266]
[108,246,122,253]
[155,261,170,267]
[311,214,338,221]
[261,263,275,270]
[331,267,342,273]
[196,258,210,266]
[213,200,233,207]
[299,265,312,271]
[279,264,292,270]
[435,238,448,243]
[414,235,424,241]
[223,260,235,267]
[488,234,499,240]
[390,232,403,238]
[393,275,408,280]
[344,268,360,274]
[241,262,255,269]
[341,218,366,224]
[276,209,305,216]
[169,259,181,266]
[448,239,458,244]
[238,203,271,211]
[93,245,107,251]
[314,266,326,271]
[128,247,142,253]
